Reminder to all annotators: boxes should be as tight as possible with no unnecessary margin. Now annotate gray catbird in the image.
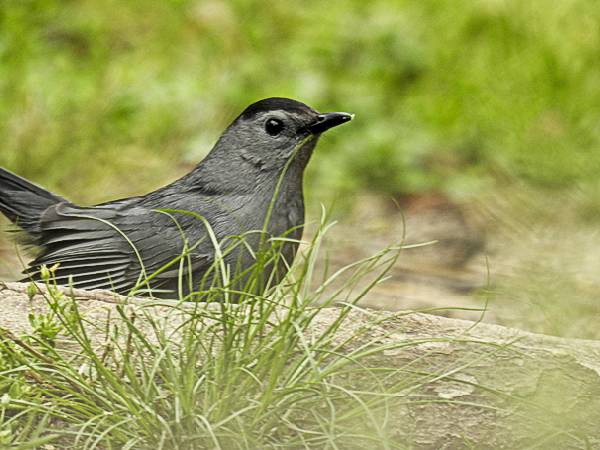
[0,97,352,297]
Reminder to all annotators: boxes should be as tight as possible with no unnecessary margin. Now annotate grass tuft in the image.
[0,211,413,448]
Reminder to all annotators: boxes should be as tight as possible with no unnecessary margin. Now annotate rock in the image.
[1,281,599,448]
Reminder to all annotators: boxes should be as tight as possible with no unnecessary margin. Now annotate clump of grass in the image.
[2,212,595,448]
[0,212,411,449]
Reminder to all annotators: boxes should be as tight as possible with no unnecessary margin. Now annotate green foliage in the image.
[1,0,599,203]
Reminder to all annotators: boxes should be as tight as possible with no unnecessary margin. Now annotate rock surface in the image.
[1,281,599,448]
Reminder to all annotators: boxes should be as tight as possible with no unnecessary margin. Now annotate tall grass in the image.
[1,213,596,448]
[0,211,410,448]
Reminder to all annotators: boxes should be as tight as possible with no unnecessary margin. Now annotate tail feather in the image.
[0,167,66,237]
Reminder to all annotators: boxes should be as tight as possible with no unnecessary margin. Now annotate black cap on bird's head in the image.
[239,97,316,120]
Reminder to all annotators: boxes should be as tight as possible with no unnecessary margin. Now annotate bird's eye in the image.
[265,118,284,136]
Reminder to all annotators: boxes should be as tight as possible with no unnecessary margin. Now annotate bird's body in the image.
[0,98,352,298]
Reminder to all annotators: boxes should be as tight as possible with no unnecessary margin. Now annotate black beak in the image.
[307,112,353,134]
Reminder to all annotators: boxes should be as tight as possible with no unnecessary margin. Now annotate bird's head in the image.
[211,97,353,173]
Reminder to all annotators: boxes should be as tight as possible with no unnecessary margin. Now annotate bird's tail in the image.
[0,167,65,237]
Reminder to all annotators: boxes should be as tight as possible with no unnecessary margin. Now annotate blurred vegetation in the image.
[2,0,600,205]
[2,0,600,342]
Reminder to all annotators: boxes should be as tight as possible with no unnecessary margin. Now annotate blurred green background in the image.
[2,0,600,337]
[2,0,600,202]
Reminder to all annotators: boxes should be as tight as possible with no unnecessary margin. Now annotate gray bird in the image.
[0,98,352,298]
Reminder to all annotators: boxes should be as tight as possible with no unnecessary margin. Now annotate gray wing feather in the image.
[23,200,211,295]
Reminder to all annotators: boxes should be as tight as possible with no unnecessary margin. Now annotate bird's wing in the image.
[24,201,211,295]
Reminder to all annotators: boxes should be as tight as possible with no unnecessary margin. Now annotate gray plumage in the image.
[0,98,352,298]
